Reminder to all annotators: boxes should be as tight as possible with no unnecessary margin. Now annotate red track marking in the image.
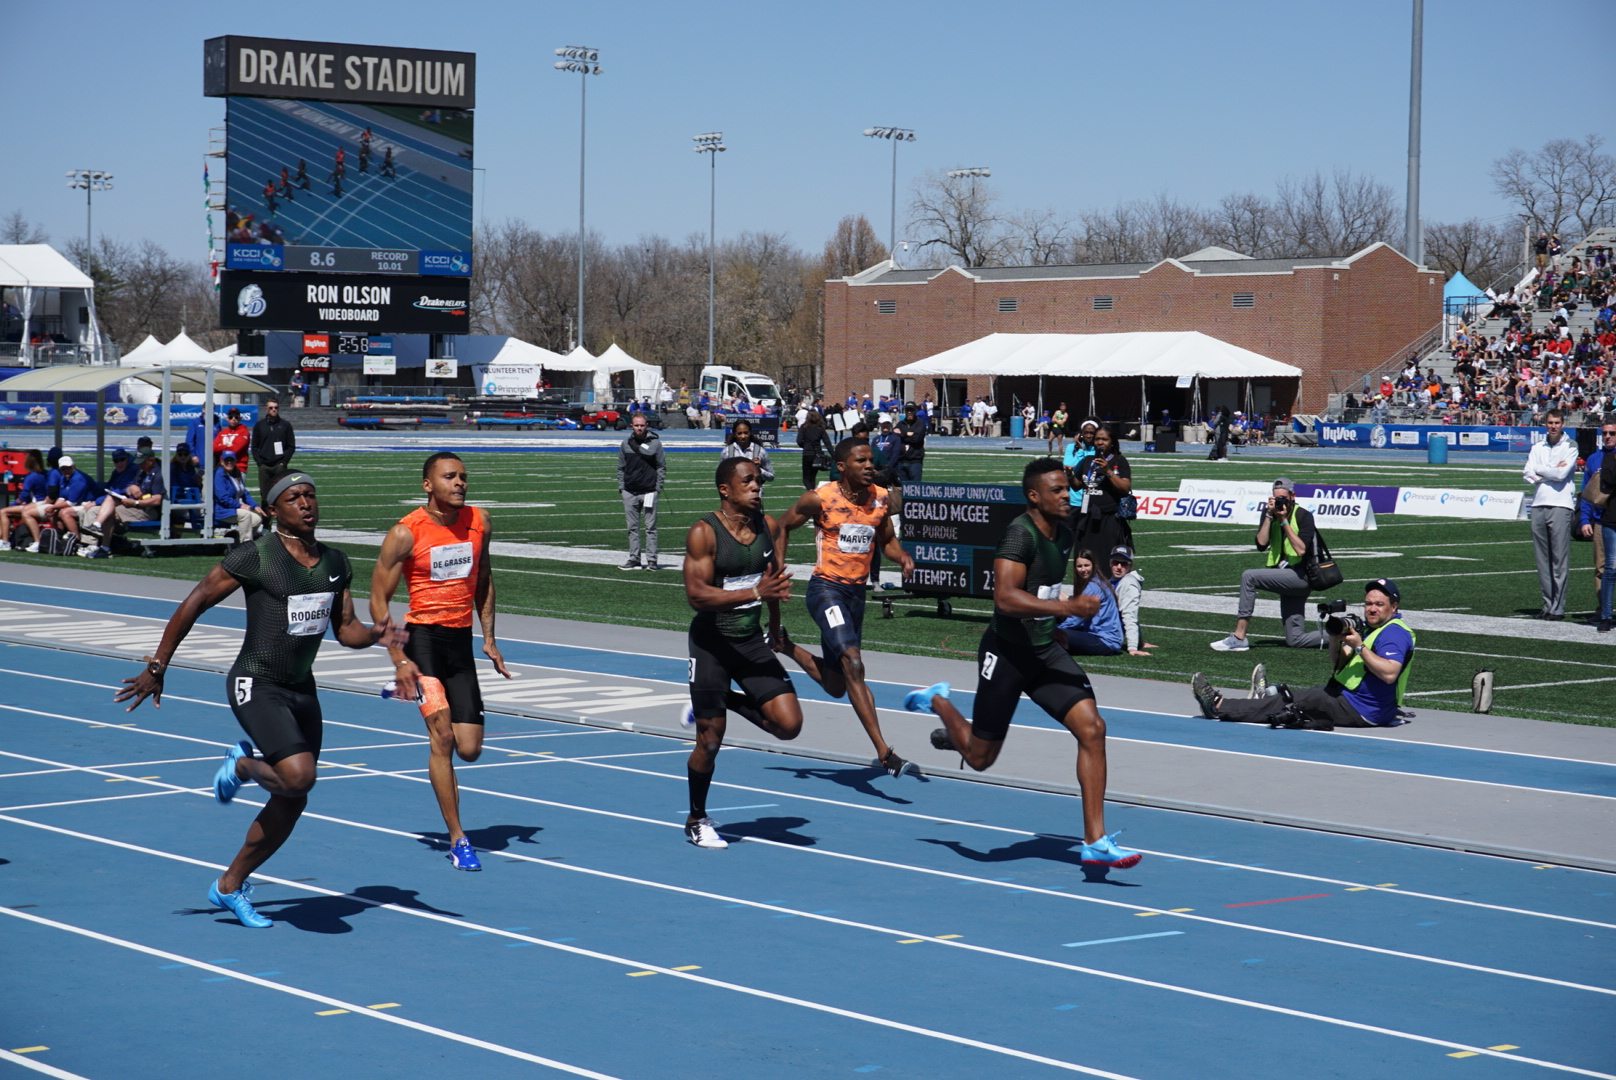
[1224,894,1332,909]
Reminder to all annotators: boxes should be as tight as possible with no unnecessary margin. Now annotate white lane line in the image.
[1405,676,1616,697]
[0,805,1604,1077]
[0,789,192,813]
[5,694,1611,929]
[0,907,620,1078]
[7,743,1607,999]
[0,1047,91,1080]
[0,821,1137,1079]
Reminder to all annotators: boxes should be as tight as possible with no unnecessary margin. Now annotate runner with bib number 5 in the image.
[371,452,512,872]
[114,473,403,927]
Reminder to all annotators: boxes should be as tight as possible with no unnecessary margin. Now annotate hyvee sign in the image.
[219,271,469,332]
[204,36,475,108]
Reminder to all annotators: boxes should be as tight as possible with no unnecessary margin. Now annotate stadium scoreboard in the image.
[900,482,1028,599]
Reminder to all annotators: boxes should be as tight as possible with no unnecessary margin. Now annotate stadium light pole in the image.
[554,45,601,350]
[693,133,726,368]
[863,126,916,258]
[1404,0,1423,267]
[65,169,113,270]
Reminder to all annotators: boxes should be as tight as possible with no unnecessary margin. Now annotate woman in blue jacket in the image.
[1056,549,1124,656]
[213,450,266,540]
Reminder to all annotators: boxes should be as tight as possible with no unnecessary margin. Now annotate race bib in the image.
[430,542,474,581]
[837,523,875,554]
[1035,584,1070,601]
[724,572,762,609]
[286,591,334,636]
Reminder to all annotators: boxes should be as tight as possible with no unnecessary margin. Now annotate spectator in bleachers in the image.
[76,450,166,559]
[213,408,251,470]
[0,450,49,551]
[213,450,266,541]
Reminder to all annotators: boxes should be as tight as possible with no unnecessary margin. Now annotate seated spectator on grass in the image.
[77,450,166,558]
[1108,545,1155,656]
[0,449,50,551]
[1210,477,1322,652]
[1193,579,1415,731]
[1056,549,1123,656]
[213,450,266,540]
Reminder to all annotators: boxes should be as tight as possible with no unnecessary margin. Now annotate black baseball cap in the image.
[1365,578,1400,602]
[111,448,130,460]
[1110,545,1134,564]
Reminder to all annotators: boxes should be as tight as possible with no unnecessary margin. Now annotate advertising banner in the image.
[219,270,470,333]
[0,402,258,428]
[1394,487,1525,520]
[1294,483,1400,516]
[1131,491,1261,524]
[1295,496,1376,531]
[1315,422,1543,454]
[362,355,396,375]
[232,356,269,375]
[473,363,539,397]
[425,357,459,379]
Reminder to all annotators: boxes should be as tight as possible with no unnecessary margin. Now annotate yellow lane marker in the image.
[315,1008,349,1016]
[1533,865,1554,870]
[896,938,924,944]
[672,965,701,972]
[1488,1045,1519,1052]
[10,1047,48,1054]
[936,934,963,940]
[627,970,657,977]
[1448,1051,1479,1059]
[1375,883,1398,888]
[1136,907,1194,918]
[368,1003,400,1011]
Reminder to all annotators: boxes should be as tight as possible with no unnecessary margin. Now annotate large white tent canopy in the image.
[597,342,664,399]
[0,244,100,365]
[895,331,1302,380]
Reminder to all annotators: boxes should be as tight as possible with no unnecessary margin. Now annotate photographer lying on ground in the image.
[1209,476,1321,652]
[1190,578,1415,730]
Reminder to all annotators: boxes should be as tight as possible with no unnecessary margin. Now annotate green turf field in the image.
[6,443,1610,727]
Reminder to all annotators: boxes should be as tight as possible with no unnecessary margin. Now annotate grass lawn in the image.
[6,442,1608,727]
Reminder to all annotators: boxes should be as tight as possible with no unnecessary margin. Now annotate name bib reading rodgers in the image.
[723,572,762,609]
[430,542,474,581]
[286,592,334,636]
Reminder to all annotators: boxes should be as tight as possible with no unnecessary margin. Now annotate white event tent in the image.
[896,331,1302,419]
[0,244,100,366]
[597,342,664,400]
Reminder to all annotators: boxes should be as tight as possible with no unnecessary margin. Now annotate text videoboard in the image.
[899,482,1028,599]
[208,33,474,345]
[219,270,469,333]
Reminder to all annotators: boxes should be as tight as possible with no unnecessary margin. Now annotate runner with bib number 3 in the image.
[902,457,1142,870]
[114,473,403,927]
[371,452,512,872]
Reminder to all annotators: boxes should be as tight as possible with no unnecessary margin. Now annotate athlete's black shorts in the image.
[969,627,1096,742]
[688,617,794,718]
[227,672,322,765]
[806,576,866,665]
[405,623,486,726]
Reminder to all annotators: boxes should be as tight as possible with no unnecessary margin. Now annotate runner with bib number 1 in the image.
[114,473,404,927]
[776,438,917,778]
[371,452,512,872]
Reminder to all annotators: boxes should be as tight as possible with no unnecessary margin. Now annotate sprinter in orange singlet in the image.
[776,438,916,777]
[371,452,511,870]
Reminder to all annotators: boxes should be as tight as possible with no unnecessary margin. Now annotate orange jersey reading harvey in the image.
[813,481,891,585]
[401,506,485,627]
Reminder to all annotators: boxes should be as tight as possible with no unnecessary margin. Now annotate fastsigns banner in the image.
[1131,491,1260,524]
[1395,487,1525,520]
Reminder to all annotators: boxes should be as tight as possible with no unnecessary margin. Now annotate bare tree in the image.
[1273,169,1401,256]
[1424,219,1521,293]
[908,169,1010,268]
[820,214,888,279]
[1076,202,1146,263]
[1006,207,1075,265]
[1,210,48,245]
[1135,194,1213,261]
[1206,192,1282,258]
[1491,135,1616,240]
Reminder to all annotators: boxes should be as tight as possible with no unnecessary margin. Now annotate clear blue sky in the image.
[5,0,1605,261]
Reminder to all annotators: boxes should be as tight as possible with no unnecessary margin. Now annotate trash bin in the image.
[1010,416,1025,440]
[1427,433,1448,464]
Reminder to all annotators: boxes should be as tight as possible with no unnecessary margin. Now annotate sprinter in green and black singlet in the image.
[901,457,1144,871]
[678,458,804,850]
[116,472,402,926]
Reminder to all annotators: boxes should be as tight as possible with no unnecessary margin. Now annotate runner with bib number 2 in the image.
[902,457,1142,871]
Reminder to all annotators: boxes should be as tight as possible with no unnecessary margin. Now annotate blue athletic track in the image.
[225,96,471,252]
[1,588,1613,1078]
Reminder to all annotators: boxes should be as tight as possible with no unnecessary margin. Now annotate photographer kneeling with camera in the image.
[1210,476,1322,652]
[1190,578,1415,730]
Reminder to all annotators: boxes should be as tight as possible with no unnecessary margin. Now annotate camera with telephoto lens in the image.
[1317,599,1366,637]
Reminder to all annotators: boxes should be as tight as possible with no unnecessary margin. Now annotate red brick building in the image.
[822,243,1441,415]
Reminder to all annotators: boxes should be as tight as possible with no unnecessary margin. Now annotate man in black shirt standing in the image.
[895,402,927,484]
[251,397,297,503]
[115,473,400,928]
[903,458,1142,870]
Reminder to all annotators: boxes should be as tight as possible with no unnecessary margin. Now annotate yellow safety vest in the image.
[1264,509,1303,568]
[1333,617,1416,705]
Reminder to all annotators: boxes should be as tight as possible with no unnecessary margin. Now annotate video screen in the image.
[225,96,472,269]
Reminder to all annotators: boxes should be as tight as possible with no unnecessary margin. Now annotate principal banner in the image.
[473,363,539,397]
[1394,487,1525,520]
[219,270,469,333]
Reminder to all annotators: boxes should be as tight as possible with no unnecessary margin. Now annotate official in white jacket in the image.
[1523,410,1581,620]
